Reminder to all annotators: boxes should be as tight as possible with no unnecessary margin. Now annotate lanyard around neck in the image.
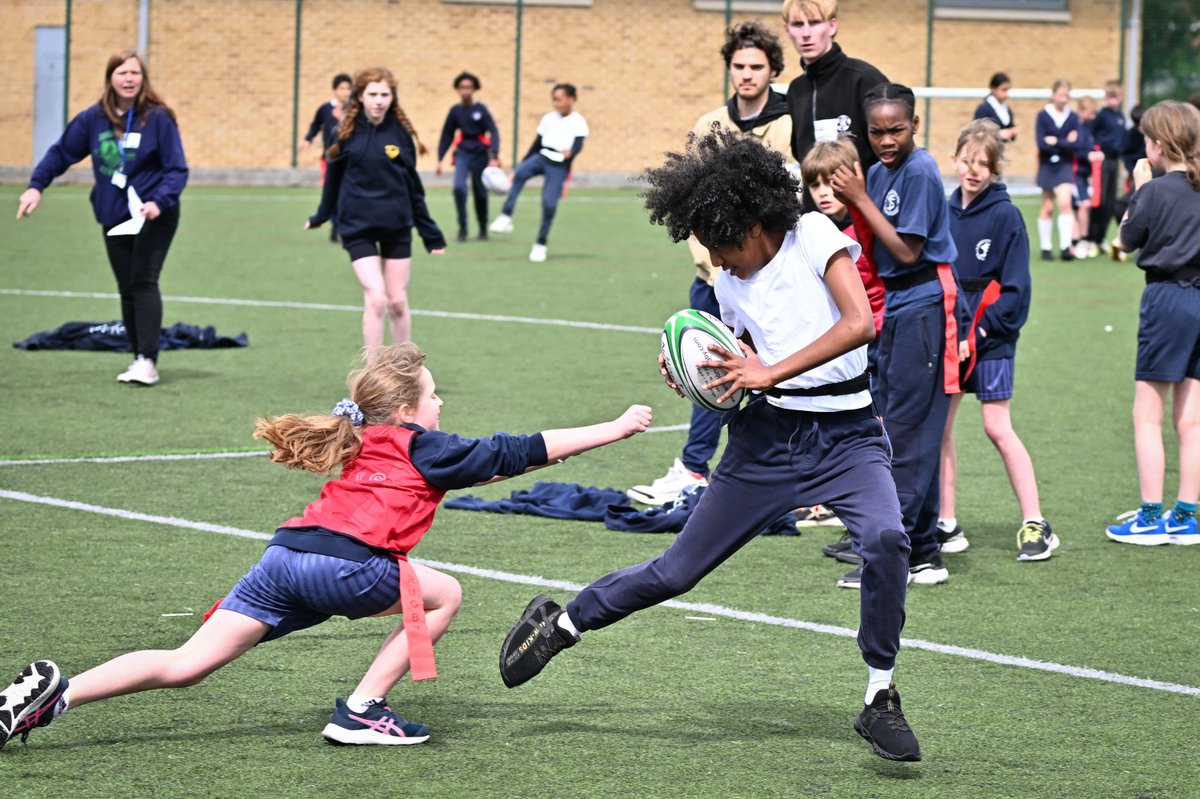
[117,109,135,172]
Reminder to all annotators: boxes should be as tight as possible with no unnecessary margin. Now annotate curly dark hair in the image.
[720,20,785,76]
[641,126,801,248]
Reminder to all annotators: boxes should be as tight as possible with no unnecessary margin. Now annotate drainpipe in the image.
[291,0,302,168]
[512,0,523,168]
[138,0,149,57]
[64,0,72,127]
[1124,0,1141,108]
[923,0,934,150]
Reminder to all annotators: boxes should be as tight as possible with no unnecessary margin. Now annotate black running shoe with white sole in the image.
[854,684,922,761]
[1016,519,1059,561]
[936,523,969,553]
[0,660,67,749]
[499,595,578,688]
[908,553,949,586]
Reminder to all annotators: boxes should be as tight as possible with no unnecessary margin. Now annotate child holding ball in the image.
[500,128,923,763]
[0,343,651,749]
[939,119,1056,561]
[1107,100,1200,546]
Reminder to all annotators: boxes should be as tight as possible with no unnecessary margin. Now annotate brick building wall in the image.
[2,0,1127,183]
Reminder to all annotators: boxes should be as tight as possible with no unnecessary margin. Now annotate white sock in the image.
[937,517,957,532]
[1057,215,1074,252]
[1037,218,1053,251]
[54,691,70,718]
[1024,518,1046,525]
[866,667,894,705]
[347,694,384,713]
[556,611,580,639]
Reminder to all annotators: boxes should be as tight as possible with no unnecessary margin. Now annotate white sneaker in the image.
[117,355,159,386]
[489,214,513,233]
[626,458,707,505]
[529,244,547,263]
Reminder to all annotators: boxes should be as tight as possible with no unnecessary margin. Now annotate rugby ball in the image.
[660,309,746,412]
[482,166,511,195]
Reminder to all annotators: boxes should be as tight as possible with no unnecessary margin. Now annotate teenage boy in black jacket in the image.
[782,0,887,169]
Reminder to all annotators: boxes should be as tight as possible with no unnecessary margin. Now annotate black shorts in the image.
[343,229,413,261]
[1136,282,1200,382]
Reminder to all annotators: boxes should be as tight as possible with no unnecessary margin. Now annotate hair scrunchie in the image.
[332,398,364,426]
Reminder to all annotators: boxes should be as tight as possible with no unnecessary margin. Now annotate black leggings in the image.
[102,206,180,362]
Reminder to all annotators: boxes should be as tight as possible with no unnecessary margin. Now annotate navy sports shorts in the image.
[1037,160,1074,191]
[1136,282,1200,382]
[343,228,413,261]
[963,357,1015,401]
[220,545,401,642]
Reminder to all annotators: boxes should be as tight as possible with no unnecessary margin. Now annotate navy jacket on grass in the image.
[310,115,446,251]
[947,182,1031,360]
[29,104,188,228]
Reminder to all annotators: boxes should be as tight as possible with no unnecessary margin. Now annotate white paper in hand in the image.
[106,186,147,236]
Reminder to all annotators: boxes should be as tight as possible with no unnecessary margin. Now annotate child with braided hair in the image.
[0,343,652,749]
[306,67,445,350]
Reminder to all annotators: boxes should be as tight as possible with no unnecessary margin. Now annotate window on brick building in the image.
[935,0,1069,22]
[442,0,592,6]
[692,1,781,11]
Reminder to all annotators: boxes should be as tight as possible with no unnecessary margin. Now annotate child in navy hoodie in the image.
[18,50,188,387]
[938,119,1057,562]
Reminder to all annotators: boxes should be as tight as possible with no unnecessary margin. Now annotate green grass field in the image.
[1,184,1196,799]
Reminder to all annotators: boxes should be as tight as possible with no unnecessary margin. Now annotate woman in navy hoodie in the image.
[306,67,445,351]
[939,119,1056,562]
[17,50,188,387]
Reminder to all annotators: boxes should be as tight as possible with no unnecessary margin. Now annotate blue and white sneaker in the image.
[1106,510,1169,546]
[1164,513,1200,545]
[321,698,430,746]
[0,660,68,749]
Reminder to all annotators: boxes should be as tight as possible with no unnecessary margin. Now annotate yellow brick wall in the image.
[1,0,1126,182]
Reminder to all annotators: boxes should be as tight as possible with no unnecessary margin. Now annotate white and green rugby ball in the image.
[660,309,746,412]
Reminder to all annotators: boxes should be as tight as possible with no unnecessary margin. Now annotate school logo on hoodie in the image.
[975,239,992,261]
[385,144,400,159]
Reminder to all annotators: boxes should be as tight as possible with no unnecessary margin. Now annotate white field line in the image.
[0,289,660,335]
[2,487,1197,699]
[0,424,692,467]
[0,451,269,467]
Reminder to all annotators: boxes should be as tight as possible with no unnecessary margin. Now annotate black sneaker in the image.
[854,684,922,761]
[456,228,468,243]
[0,660,68,749]
[834,546,864,566]
[477,230,489,241]
[820,531,853,558]
[1060,248,1076,262]
[1016,519,1060,562]
[499,595,578,688]
[936,523,969,553]
[908,552,949,585]
[1041,249,1054,261]
[836,565,862,590]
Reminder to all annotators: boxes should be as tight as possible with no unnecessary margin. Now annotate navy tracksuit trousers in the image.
[874,298,951,566]
[567,399,909,670]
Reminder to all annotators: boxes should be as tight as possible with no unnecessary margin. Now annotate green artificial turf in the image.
[0,185,1195,799]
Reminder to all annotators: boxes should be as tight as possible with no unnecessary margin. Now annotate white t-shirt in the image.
[537,111,589,162]
[714,212,869,412]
